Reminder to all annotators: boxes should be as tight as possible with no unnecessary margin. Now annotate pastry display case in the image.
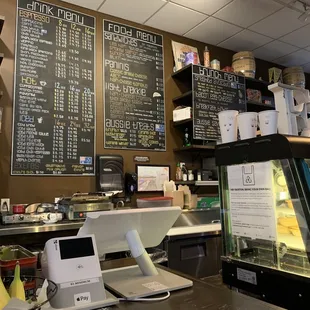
[216,134,310,309]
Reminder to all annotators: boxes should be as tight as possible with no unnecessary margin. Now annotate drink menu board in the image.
[12,0,96,175]
[103,20,165,151]
[192,65,246,140]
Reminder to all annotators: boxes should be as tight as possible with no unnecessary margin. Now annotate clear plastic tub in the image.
[136,197,173,208]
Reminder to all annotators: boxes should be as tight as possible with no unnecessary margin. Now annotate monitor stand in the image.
[102,229,193,300]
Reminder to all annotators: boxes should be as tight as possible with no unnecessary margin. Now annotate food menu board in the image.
[103,20,165,151]
[12,0,96,175]
[192,65,246,140]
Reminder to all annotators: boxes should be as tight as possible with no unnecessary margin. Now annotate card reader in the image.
[41,234,118,310]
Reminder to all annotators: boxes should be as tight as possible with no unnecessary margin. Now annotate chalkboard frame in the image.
[102,19,166,152]
[11,0,97,176]
[192,64,246,141]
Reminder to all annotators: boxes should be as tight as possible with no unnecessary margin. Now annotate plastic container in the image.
[0,245,37,297]
[137,197,173,208]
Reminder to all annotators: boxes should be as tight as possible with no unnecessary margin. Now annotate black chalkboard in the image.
[11,0,96,175]
[103,20,165,151]
[192,65,246,140]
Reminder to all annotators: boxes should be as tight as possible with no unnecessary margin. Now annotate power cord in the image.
[119,291,170,302]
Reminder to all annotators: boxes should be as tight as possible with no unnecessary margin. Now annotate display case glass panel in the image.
[220,159,310,278]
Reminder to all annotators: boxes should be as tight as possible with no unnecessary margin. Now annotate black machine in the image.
[96,155,124,193]
[125,172,137,197]
[216,134,310,309]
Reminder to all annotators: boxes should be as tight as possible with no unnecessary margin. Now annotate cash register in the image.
[216,134,310,309]
[40,207,193,310]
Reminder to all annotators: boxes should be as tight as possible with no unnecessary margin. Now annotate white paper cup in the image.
[218,110,238,143]
[258,110,278,136]
[237,112,258,140]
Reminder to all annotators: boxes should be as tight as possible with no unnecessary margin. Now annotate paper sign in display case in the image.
[215,134,310,310]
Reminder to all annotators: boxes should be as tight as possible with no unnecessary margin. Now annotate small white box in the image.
[173,107,192,122]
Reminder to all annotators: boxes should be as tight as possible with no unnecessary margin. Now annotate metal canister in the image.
[211,59,220,70]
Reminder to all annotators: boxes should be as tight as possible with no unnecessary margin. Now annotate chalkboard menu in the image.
[12,0,96,175]
[103,20,165,151]
[192,65,246,140]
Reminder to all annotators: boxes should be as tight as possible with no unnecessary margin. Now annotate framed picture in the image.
[136,165,170,192]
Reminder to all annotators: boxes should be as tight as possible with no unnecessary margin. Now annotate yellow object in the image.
[0,276,10,310]
[278,216,298,227]
[286,200,293,209]
[289,226,302,237]
[277,224,290,235]
[9,262,25,301]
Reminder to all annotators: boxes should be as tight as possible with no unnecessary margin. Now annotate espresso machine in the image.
[216,134,310,309]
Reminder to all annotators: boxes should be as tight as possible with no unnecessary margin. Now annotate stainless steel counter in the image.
[0,221,83,236]
[0,208,221,237]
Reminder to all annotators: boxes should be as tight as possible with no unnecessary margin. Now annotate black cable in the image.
[7,275,58,310]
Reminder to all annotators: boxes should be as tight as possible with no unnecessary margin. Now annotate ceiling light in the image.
[298,1,310,22]
[298,9,310,21]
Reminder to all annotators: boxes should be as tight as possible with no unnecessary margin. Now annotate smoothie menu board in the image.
[103,20,165,151]
[192,65,246,140]
[12,0,96,175]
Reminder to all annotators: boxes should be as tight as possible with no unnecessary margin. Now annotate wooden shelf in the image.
[246,77,270,87]
[172,90,192,106]
[172,118,192,127]
[171,64,192,83]
[174,144,215,153]
[0,16,4,35]
[247,100,275,111]
[245,77,273,97]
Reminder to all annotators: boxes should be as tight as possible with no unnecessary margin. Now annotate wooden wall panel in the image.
[0,0,307,203]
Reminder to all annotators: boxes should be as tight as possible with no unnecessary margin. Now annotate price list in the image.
[12,0,96,175]
[103,20,165,151]
[192,65,246,140]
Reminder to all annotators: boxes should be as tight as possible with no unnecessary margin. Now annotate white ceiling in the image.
[62,0,310,73]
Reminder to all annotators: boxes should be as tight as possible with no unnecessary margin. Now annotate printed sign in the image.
[227,162,277,241]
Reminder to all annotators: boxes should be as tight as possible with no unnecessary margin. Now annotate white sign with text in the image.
[227,161,277,241]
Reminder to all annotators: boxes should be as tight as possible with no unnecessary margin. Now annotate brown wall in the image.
[0,0,306,203]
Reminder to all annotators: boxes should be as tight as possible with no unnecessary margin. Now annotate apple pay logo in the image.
[74,292,91,306]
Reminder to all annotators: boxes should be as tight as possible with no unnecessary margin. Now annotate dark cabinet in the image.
[164,233,222,279]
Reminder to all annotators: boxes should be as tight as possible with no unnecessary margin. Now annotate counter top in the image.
[166,223,221,236]
[0,221,221,237]
[0,221,83,236]
[104,266,283,310]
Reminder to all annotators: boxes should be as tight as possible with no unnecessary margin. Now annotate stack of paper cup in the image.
[237,112,258,140]
[258,110,279,136]
[218,110,238,143]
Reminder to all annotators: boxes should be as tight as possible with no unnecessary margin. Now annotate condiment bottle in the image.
[176,163,182,181]
[188,170,194,181]
[183,128,192,147]
[204,46,210,67]
[181,164,188,182]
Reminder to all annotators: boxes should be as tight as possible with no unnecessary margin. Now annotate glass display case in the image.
[216,134,310,309]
